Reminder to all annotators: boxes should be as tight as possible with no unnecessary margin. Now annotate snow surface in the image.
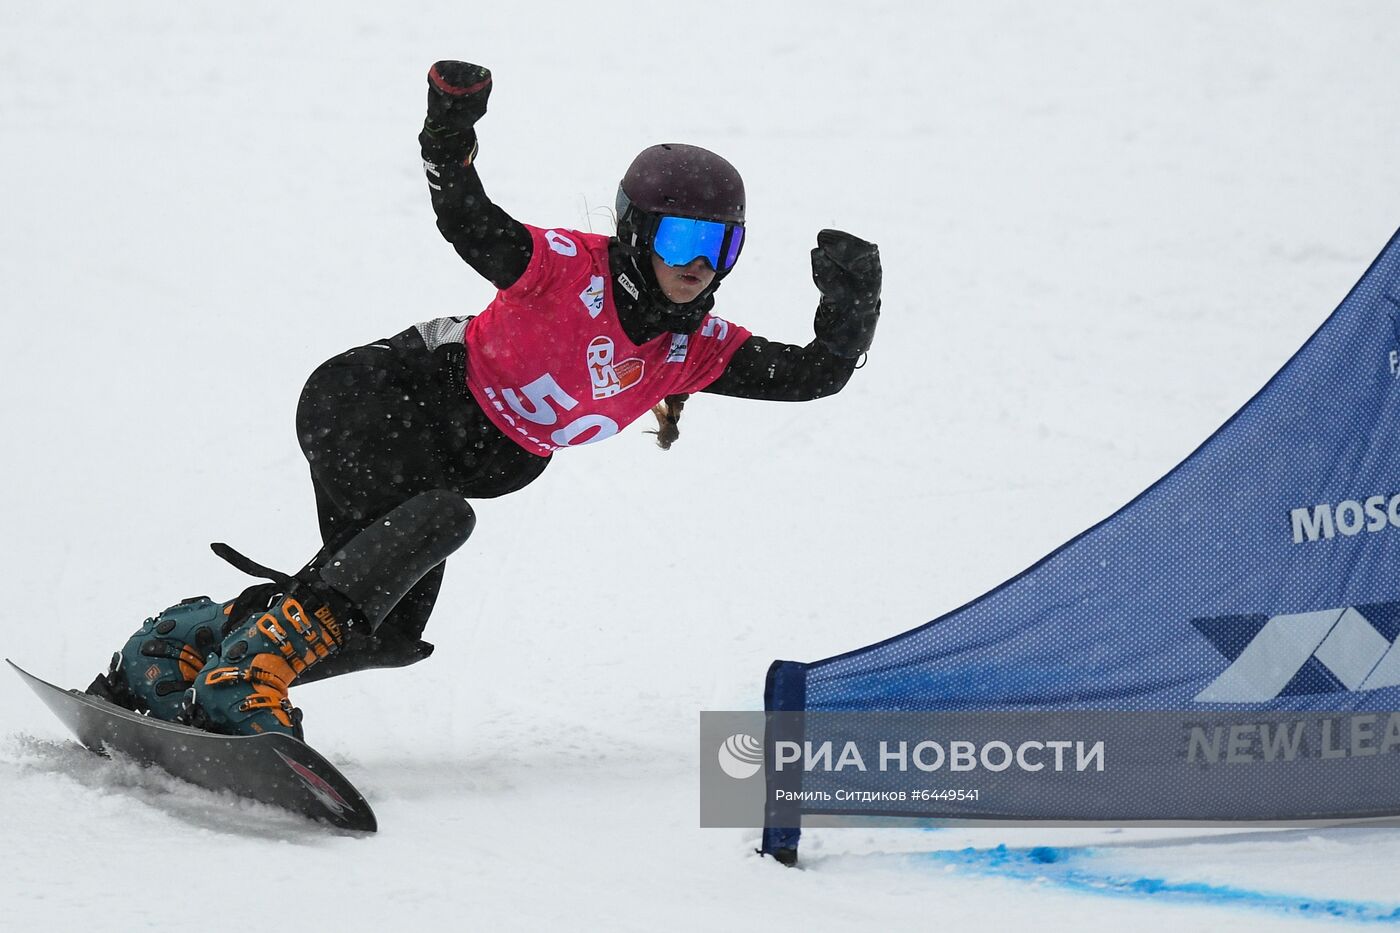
[4,2,1400,930]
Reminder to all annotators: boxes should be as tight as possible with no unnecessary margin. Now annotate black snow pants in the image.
[292,326,551,682]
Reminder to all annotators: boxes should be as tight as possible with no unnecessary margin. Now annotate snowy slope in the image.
[3,2,1400,930]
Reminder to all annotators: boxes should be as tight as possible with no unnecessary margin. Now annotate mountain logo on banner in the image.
[1193,603,1400,702]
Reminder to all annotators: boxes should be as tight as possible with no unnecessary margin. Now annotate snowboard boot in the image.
[185,583,350,739]
[179,489,476,739]
[87,596,235,721]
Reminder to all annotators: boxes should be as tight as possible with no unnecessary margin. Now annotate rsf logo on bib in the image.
[587,336,644,400]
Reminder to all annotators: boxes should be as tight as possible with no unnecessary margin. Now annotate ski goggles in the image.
[651,215,745,272]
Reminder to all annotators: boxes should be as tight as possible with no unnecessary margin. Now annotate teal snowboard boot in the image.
[184,584,348,739]
[87,596,234,721]
[133,490,476,739]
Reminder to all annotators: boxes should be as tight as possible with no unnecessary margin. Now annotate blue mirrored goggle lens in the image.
[652,216,744,271]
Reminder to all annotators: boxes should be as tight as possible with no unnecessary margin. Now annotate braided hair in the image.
[647,394,689,450]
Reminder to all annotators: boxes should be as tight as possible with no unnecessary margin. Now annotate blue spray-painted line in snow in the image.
[922,845,1400,924]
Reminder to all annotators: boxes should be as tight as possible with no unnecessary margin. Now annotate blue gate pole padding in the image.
[761,660,806,858]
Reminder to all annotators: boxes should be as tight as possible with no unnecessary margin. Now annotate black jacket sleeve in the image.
[701,334,858,401]
[423,137,533,291]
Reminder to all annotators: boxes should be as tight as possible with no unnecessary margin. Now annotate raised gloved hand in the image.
[421,61,493,162]
[811,229,882,359]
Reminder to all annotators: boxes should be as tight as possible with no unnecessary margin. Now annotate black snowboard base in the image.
[7,659,376,832]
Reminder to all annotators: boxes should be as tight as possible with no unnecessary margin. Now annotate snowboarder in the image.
[87,60,883,740]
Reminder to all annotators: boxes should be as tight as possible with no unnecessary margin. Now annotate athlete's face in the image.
[652,253,716,304]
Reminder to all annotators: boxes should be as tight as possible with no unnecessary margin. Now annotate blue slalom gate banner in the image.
[761,229,1400,857]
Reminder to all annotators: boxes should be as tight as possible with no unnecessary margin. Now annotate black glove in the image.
[811,229,882,359]
[421,61,493,162]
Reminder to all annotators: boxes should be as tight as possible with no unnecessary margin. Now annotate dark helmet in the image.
[614,144,746,332]
[617,143,745,226]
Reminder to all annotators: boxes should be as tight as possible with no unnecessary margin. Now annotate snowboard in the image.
[7,659,377,832]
